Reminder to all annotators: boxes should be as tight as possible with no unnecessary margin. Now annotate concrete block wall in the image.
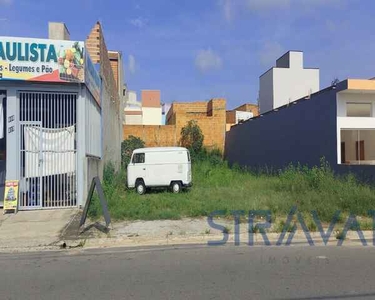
[86,22,122,171]
[225,89,338,171]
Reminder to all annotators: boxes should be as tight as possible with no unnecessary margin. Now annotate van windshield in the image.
[187,151,191,162]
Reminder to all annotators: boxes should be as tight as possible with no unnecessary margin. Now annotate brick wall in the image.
[124,125,178,147]
[123,99,227,151]
[86,24,100,63]
[168,98,226,151]
[110,59,119,88]
[226,110,236,124]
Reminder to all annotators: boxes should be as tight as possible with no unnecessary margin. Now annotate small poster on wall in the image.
[3,180,18,214]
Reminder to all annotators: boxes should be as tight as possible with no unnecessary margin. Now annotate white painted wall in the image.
[336,92,375,164]
[124,115,143,125]
[259,51,320,114]
[273,67,319,110]
[236,111,253,123]
[142,107,162,125]
[127,91,139,106]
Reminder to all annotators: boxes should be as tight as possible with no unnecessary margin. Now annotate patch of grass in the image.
[248,224,267,234]
[223,226,231,234]
[248,225,259,234]
[88,157,375,223]
[336,230,346,241]
[307,219,318,232]
[360,220,373,231]
[275,220,296,233]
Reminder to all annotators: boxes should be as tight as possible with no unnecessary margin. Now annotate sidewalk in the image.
[0,208,79,252]
[64,218,375,250]
[0,213,373,253]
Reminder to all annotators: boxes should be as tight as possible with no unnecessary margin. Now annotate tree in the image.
[121,135,145,167]
[180,120,204,154]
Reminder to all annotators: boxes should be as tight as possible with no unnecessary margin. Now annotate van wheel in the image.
[171,182,181,194]
[135,180,146,195]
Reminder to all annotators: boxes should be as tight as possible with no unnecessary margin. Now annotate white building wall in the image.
[259,51,320,114]
[125,115,143,125]
[142,107,162,125]
[236,111,253,123]
[127,91,138,105]
[273,67,319,109]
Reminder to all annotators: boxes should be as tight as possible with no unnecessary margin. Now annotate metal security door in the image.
[19,122,43,209]
[19,91,77,210]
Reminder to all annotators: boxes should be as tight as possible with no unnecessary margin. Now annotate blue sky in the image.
[1,0,374,108]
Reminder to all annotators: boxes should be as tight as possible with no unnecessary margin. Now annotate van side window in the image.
[132,153,145,164]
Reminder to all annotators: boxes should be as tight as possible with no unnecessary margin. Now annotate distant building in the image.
[162,103,171,125]
[226,79,375,182]
[0,21,122,210]
[124,91,142,125]
[141,90,162,125]
[123,90,162,125]
[123,98,227,151]
[166,99,227,151]
[259,51,320,114]
[226,103,259,131]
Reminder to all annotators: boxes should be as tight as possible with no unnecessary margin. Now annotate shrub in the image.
[180,120,204,154]
[121,135,145,167]
[192,148,223,165]
[103,162,116,184]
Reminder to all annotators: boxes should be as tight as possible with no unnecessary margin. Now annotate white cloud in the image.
[129,17,147,28]
[128,55,137,74]
[259,41,284,66]
[195,48,223,72]
[219,0,234,22]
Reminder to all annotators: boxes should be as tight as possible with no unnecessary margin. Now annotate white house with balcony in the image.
[226,79,375,183]
[337,80,375,166]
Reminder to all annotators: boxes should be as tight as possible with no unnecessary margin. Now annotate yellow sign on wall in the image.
[3,180,19,213]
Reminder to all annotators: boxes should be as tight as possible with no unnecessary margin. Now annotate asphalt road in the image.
[1,245,375,300]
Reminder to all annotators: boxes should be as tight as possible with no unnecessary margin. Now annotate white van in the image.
[127,147,192,195]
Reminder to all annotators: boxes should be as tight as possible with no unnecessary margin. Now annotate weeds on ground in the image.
[88,155,375,223]
[222,226,231,234]
[335,230,346,240]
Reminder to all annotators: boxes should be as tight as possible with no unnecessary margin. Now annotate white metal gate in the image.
[19,92,77,209]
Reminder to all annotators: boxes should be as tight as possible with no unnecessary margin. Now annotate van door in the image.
[129,152,146,185]
[145,152,164,187]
